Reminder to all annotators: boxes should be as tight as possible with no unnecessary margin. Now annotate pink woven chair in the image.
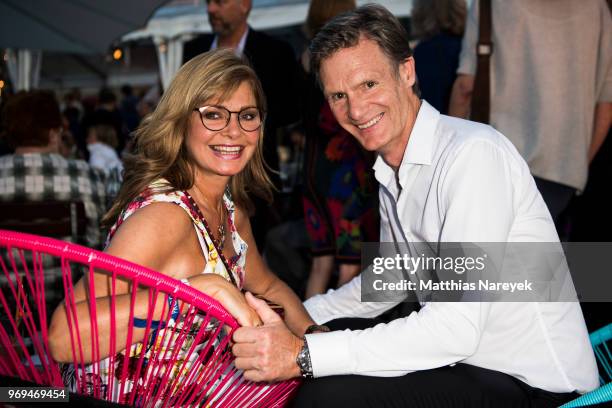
[0,230,300,407]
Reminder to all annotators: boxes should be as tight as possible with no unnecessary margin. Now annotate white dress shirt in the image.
[210,27,249,56]
[303,101,599,393]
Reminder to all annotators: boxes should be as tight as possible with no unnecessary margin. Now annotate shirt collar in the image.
[210,26,250,56]
[373,100,440,186]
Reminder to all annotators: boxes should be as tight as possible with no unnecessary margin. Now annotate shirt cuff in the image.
[306,330,353,377]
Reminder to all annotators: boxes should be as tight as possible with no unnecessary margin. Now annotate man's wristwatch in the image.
[296,338,313,378]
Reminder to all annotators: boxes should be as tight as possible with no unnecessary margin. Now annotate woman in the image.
[48,49,314,394]
[301,0,379,298]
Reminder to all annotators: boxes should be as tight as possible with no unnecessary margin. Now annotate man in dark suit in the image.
[183,0,302,249]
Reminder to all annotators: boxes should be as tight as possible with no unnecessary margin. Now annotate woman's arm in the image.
[48,203,260,363]
[236,207,315,336]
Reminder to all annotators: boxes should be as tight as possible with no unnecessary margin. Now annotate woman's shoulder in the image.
[105,201,196,273]
[124,179,192,216]
[120,201,193,234]
[107,179,195,243]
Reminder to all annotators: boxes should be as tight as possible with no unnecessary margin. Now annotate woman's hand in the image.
[190,274,262,327]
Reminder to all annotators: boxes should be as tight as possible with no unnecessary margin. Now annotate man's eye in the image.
[331,93,345,102]
[365,81,377,89]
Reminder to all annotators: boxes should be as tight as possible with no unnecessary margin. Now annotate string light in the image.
[112,48,123,60]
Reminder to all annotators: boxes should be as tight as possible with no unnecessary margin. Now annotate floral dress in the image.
[302,102,379,262]
[61,178,248,404]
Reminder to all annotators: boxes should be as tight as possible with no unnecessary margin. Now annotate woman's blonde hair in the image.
[410,0,466,39]
[103,49,273,227]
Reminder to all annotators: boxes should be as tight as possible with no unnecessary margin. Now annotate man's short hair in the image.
[2,91,62,148]
[310,4,416,89]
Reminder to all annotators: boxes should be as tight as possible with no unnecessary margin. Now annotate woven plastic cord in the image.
[0,229,300,407]
[560,383,612,407]
[561,322,612,407]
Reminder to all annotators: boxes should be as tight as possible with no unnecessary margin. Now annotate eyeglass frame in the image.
[193,105,266,132]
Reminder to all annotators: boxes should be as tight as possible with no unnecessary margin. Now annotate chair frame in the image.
[0,230,299,407]
[561,323,612,407]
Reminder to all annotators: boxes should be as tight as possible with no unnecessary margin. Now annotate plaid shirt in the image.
[0,153,107,248]
[0,153,109,318]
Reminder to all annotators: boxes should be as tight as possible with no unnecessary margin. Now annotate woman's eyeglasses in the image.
[194,105,264,132]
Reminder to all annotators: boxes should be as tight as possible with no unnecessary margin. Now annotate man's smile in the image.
[357,113,384,130]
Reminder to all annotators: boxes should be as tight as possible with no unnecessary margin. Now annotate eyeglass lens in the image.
[200,106,262,132]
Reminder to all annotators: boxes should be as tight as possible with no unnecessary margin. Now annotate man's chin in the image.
[209,20,224,32]
[350,131,381,152]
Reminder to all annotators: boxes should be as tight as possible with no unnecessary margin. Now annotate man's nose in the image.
[207,1,219,13]
[347,98,367,123]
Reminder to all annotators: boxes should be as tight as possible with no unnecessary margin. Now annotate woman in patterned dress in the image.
[47,49,315,399]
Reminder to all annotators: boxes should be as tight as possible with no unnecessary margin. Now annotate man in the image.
[183,0,302,248]
[448,0,612,225]
[0,91,108,312]
[232,5,598,406]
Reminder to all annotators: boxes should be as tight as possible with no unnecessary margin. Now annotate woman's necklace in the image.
[193,184,226,252]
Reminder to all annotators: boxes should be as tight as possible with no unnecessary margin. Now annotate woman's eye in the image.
[204,112,221,120]
[241,112,258,121]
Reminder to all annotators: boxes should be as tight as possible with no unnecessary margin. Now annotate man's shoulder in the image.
[433,114,525,169]
[438,114,506,146]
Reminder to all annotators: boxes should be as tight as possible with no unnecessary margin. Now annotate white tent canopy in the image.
[124,0,412,41]
[0,0,168,91]
[1,0,414,92]
[124,0,413,90]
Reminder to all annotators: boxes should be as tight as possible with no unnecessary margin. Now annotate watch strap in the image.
[296,337,313,378]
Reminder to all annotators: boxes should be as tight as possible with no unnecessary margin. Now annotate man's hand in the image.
[232,292,303,382]
[190,274,262,327]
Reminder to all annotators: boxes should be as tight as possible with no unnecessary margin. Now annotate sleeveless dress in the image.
[61,179,248,403]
